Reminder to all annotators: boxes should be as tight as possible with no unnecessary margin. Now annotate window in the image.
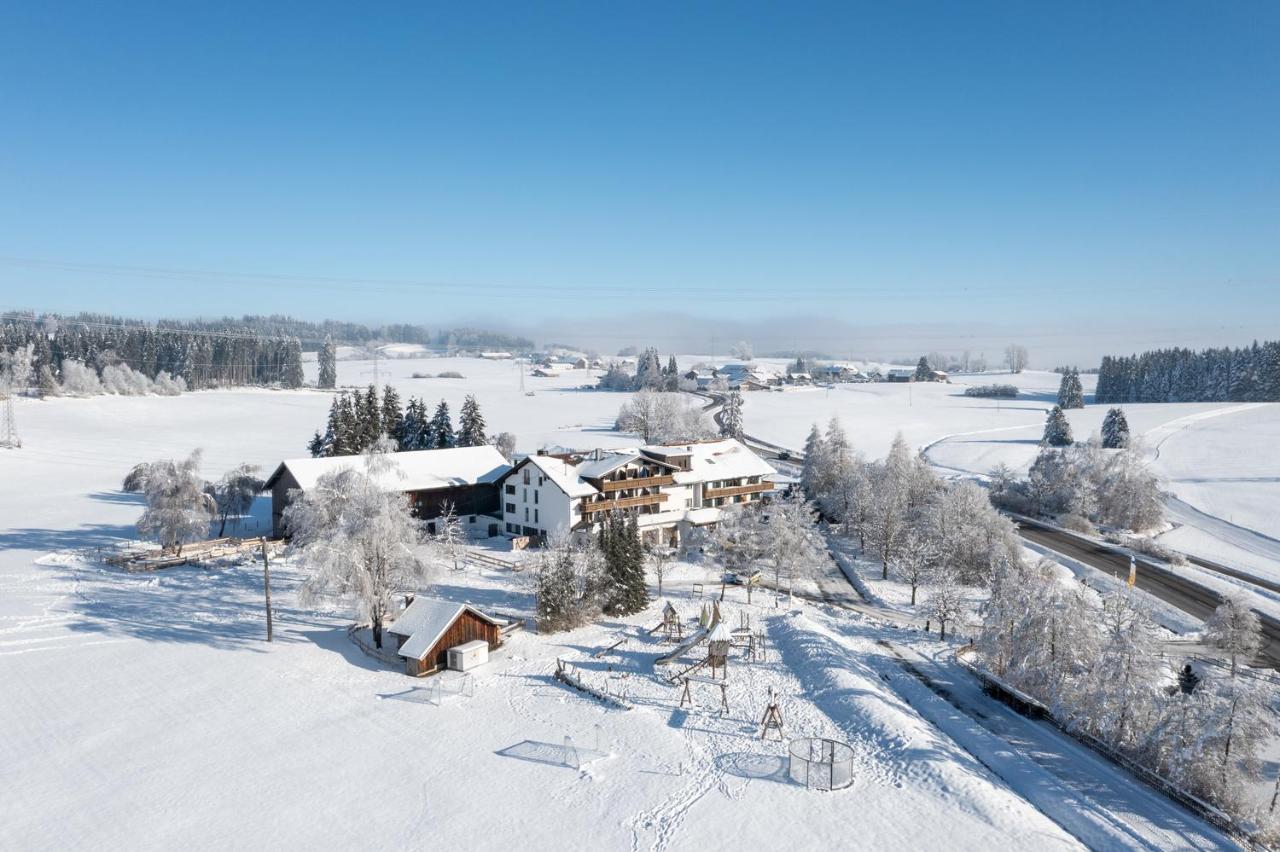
[506,503,516,514]
[538,476,545,487]
[524,507,529,522]
[505,484,515,495]
[523,488,528,502]
[469,515,477,523]
[534,509,539,523]
[534,491,539,505]
[523,469,530,485]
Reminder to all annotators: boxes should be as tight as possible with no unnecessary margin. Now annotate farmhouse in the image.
[497,438,776,547]
[264,445,511,538]
[388,596,504,677]
[886,368,915,382]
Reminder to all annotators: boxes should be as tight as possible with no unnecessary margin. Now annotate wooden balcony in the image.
[581,493,669,515]
[599,474,675,492]
[702,481,773,500]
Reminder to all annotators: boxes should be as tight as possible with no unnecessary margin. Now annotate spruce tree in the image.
[1101,407,1130,449]
[401,397,427,450]
[318,335,337,389]
[360,385,381,450]
[1057,369,1085,409]
[720,389,744,439]
[914,356,933,382]
[335,392,361,455]
[429,399,455,448]
[800,423,827,500]
[38,364,59,397]
[381,384,404,449]
[457,394,487,447]
[1041,405,1074,447]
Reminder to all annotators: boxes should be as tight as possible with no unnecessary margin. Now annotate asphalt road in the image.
[1015,517,1280,671]
[692,388,1280,669]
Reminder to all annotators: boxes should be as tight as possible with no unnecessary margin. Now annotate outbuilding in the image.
[388,597,505,677]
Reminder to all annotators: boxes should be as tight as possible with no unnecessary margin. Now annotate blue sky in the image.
[0,2,1276,351]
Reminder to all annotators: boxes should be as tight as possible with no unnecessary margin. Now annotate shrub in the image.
[964,384,1018,398]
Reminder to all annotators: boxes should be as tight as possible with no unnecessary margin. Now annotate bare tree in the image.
[1004,344,1029,373]
[647,544,675,596]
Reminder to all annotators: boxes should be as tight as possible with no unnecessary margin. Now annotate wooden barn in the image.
[264,445,511,538]
[388,597,505,677]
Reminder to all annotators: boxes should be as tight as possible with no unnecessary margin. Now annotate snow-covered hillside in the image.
[2,360,1246,849]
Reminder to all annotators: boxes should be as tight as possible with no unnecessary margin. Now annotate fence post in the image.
[260,537,273,642]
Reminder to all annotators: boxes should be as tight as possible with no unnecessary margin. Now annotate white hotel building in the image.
[497,438,777,547]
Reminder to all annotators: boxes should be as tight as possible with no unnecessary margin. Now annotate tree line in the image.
[308,384,513,459]
[1097,340,1280,403]
[0,312,304,390]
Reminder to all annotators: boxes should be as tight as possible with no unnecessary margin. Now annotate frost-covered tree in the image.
[60,359,103,396]
[1078,592,1161,749]
[433,503,467,572]
[102,363,154,395]
[800,423,827,500]
[152,370,185,395]
[285,440,429,648]
[493,431,517,462]
[730,340,753,361]
[428,399,455,448]
[763,493,824,593]
[1094,447,1163,531]
[0,343,34,396]
[206,463,264,537]
[535,534,604,632]
[457,394,487,447]
[1056,369,1085,409]
[867,468,909,580]
[1041,405,1074,446]
[1204,595,1263,676]
[1101,407,1130,449]
[914,356,933,382]
[318,336,337,389]
[898,530,938,606]
[136,450,216,554]
[615,390,715,444]
[925,566,966,640]
[719,389,744,440]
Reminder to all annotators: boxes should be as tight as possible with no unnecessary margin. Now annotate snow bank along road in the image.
[793,544,1236,849]
[1015,517,1280,671]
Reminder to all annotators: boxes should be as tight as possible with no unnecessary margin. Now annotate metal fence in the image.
[787,737,854,791]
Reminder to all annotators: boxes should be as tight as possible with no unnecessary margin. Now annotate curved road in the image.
[701,389,1280,671]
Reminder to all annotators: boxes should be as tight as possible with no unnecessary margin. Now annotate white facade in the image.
[498,439,776,546]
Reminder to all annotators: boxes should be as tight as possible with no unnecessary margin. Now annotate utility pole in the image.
[260,537,274,642]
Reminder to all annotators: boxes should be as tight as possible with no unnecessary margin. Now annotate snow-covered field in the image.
[740,369,1280,581]
[0,360,1242,850]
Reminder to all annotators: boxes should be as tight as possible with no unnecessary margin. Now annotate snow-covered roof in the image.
[389,597,502,661]
[521,454,597,498]
[644,439,776,484]
[707,622,732,643]
[576,451,640,480]
[267,446,511,494]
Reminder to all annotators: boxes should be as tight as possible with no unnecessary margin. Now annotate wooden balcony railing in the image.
[599,474,675,492]
[581,493,669,514]
[702,481,773,500]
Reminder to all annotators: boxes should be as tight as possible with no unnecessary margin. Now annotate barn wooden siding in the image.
[400,610,502,677]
